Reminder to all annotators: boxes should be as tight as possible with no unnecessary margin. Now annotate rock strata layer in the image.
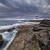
[7,25,50,50]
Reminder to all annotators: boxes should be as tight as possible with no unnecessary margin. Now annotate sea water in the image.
[0,31,17,50]
[0,20,23,26]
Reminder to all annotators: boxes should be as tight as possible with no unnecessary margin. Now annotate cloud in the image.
[46,0,50,5]
[0,0,50,18]
[0,0,14,8]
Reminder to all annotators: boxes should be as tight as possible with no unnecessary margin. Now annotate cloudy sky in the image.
[0,0,50,18]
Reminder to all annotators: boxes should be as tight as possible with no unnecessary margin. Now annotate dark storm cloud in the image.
[0,0,50,18]
[0,0,39,13]
[46,0,50,5]
[0,0,15,8]
[15,3,39,13]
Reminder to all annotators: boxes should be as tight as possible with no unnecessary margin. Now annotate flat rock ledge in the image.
[7,25,50,50]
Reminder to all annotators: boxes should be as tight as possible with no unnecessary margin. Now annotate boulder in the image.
[33,26,42,31]
[36,30,50,47]
[40,19,50,27]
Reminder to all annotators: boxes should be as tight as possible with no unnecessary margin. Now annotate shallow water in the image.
[0,31,17,50]
[0,20,30,26]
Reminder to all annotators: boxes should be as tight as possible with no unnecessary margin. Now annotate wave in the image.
[0,18,45,20]
[0,22,40,30]
[0,31,17,50]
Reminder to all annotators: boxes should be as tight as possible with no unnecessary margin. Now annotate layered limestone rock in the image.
[39,20,50,27]
[7,25,41,50]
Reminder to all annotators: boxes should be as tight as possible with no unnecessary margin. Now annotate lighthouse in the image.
[35,14,38,19]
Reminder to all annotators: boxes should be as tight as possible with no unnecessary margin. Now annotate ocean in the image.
[0,20,23,26]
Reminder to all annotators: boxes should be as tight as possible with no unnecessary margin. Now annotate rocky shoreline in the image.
[7,23,50,50]
[0,20,50,50]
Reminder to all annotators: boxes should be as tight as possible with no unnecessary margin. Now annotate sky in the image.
[0,0,50,18]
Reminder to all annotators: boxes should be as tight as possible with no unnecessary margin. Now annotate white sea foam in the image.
[0,17,47,21]
[0,22,40,30]
[0,31,17,50]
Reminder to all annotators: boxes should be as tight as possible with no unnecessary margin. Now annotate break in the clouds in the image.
[0,0,50,17]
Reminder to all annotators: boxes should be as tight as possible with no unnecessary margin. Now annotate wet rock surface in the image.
[0,34,3,46]
[7,25,50,50]
[0,27,15,33]
[39,20,50,27]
